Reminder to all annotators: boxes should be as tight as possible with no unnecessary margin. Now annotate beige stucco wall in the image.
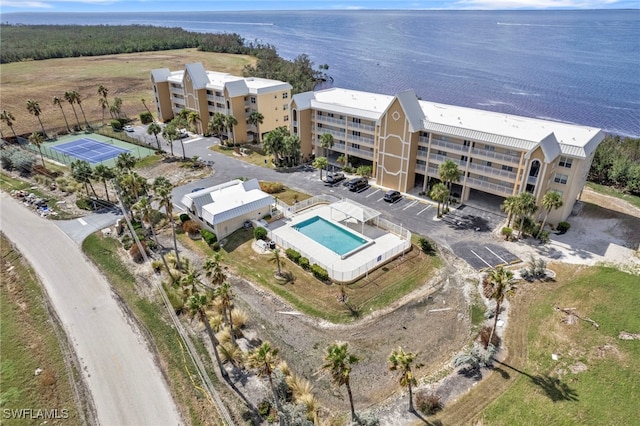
[152,81,174,122]
[256,89,291,135]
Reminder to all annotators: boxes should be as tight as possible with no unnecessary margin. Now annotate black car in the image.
[325,172,345,184]
[383,190,402,203]
[345,177,368,192]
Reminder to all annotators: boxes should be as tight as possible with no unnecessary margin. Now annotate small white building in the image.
[180,179,274,239]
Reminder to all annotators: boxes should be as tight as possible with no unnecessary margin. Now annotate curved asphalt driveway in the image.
[1,192,181,426]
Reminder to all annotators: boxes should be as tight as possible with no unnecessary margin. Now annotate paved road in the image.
[1,192,182,426]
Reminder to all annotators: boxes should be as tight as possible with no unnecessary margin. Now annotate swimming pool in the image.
[293,216,368,257]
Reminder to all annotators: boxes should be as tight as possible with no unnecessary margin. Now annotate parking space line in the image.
[377,197,385,202]
[470,250,493,269]
[485,246,508,265]
[417,205,430,215]
[403,200,418,210]
[366,189,380,198]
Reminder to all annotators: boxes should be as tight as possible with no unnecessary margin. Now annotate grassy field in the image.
[0,49,255,136]
[209,228,440,323]
[586,182,640,209]
[0,234,81,425]
[433,264,640,425]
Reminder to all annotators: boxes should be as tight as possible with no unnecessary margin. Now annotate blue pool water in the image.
[294,216,367,256]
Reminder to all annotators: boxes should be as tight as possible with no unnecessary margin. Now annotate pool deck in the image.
[268,205,410,282]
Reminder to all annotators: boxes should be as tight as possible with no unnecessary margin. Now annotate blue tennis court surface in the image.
[51,138,130,164]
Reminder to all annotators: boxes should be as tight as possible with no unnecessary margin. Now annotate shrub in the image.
[201,229,217,245]
[179,213,190,223]
[538,230,550,244]
[110,119,122,131]
[0,151,13,170]
[259,181,284,194]
[8,149,36,175]
[311,264,329,281]
[182,220,201,235]
[557,221,571,233]
[352,411,379,426]
[478,325,500,348]
[415,391,442,415]
[254,226,267,241]
[285,248,301,263]
[151,260,163,273]
[211,242,221,251]
[501,227,513,241]
[129,241,148,263]
[76,198,94,211]
[299,257,310,270]
[343,165,355,174]
[258,400,271,417]
[120,234,133,250]
[418,237,435,254]
[139,112,153,124]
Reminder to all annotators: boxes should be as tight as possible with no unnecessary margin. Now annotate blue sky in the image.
[1,0,638,13]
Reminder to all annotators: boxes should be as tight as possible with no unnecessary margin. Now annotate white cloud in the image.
[452,0,621,8]
[0,1,53,8]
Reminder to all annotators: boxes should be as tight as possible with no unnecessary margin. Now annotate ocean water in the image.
[3,10,639,136]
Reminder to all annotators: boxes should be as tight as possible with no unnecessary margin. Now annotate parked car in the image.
[325,172,345,184]
[383,190,402,203]
[346,177,368,192]
[123,125,134,132]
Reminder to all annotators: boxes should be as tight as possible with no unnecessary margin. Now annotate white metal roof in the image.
[150,68,171,83]
[184,63,209,90]
[297,88,394,121]
[330,200,380,223]
[394,90,424,133]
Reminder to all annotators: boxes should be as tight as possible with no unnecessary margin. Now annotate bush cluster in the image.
[139,112,153,124]
[298,257,310,270]
[201,229,217,245]
[179,213,190,223]
[129,241,148,263]
[254,226,267,241]
[311,264,329,281]
[415,391,442,415]
[417,237,435,254]
[285,248,301,263]
[0,147,36,175]
[259,181,284,194]
[557,221,571,233]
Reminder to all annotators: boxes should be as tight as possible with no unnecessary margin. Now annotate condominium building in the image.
[291,88,605,223]
[150,63,292,142]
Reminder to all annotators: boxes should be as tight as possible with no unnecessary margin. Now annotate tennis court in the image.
[51,138,130,164]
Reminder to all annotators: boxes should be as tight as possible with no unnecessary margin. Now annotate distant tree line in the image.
[0,24,327,94]
[588,135,640,195]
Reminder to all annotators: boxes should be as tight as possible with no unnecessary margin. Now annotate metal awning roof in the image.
[331,200,380,223]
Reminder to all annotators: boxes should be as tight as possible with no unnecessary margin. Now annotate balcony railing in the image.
[314,127,345,139]
[346,133,375,145]
[316,115,346,126]
[346,146,374,159]
[333,143,346,151]
[171,87,184,95]
[527,175,539,185]
[348,121,375,132]
[415,163,426,173]
[471,148,520,165]
[430,137,470,153]
[430,154,467,167]
[427,167,438,176]
[468,162,517,181]
[466,177,514,196]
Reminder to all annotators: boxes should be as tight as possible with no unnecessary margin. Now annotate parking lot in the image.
[450,241,521,271]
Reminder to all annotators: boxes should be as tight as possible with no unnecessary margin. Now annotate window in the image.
[328,113,334,118]
[352,117,361,124]
[283,104,289,110]
[485,144,495,151]
[421,131,430,138]
[554,173,568,185]
[352,144,360,150]
[437,150,447,156]
[216,91,222,97]
[417,159,426,165]
[317,123,323,128]
[486,161,492,167]
[418,146,428,153]
[461,155,468,162]
[502,165,513,172]
[352,130,361,137]
[283,92,289,99]
[317,111,323,116]
[250,97,256,104]
[559,156,573,168]
[284,115,289,122]
[463,140,471,147]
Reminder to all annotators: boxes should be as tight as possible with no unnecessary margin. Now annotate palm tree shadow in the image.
[495,360,579,402]
[411,410,444,426]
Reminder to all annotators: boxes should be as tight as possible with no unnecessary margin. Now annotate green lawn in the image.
[586,182,640,209]
[480,266,640,425]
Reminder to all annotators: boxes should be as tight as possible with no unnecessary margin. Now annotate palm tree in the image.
[162,124,178,157]
[537,191,563,238]
[322,341,359,423]
[270,248,283,277]
[187,293,228,380]
[501,195,518,228]
[28,132,46,167]
[483,266,516,349]
[262,126,287,165]
[0,110,17,139]
[389,347,422,412]
[73,91,90,128]
[70,160,98,199]
[225,114,238,144]
[313,157,329,181]
[320,132,334,174]
[53,96,71,132]
[64,91,81,130]
[97,85,111,118]
[282,134,301,167]
[147,122,162,151]
[429,182,449,217]
[438,159,461,211]
[141,98,153,116]
[215,282,236,344]
[203,253,226,286]
[248,111,264,143]
[154,176,181,270]
[516,191,538,237]
[117,171,148,208]
[115,152,136,173]
[187,111,200,134]
[208,112,226,140]
[26,99,47,139]
[132,197,174,280]
[247,342,280,410]
[93,164,115,202]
